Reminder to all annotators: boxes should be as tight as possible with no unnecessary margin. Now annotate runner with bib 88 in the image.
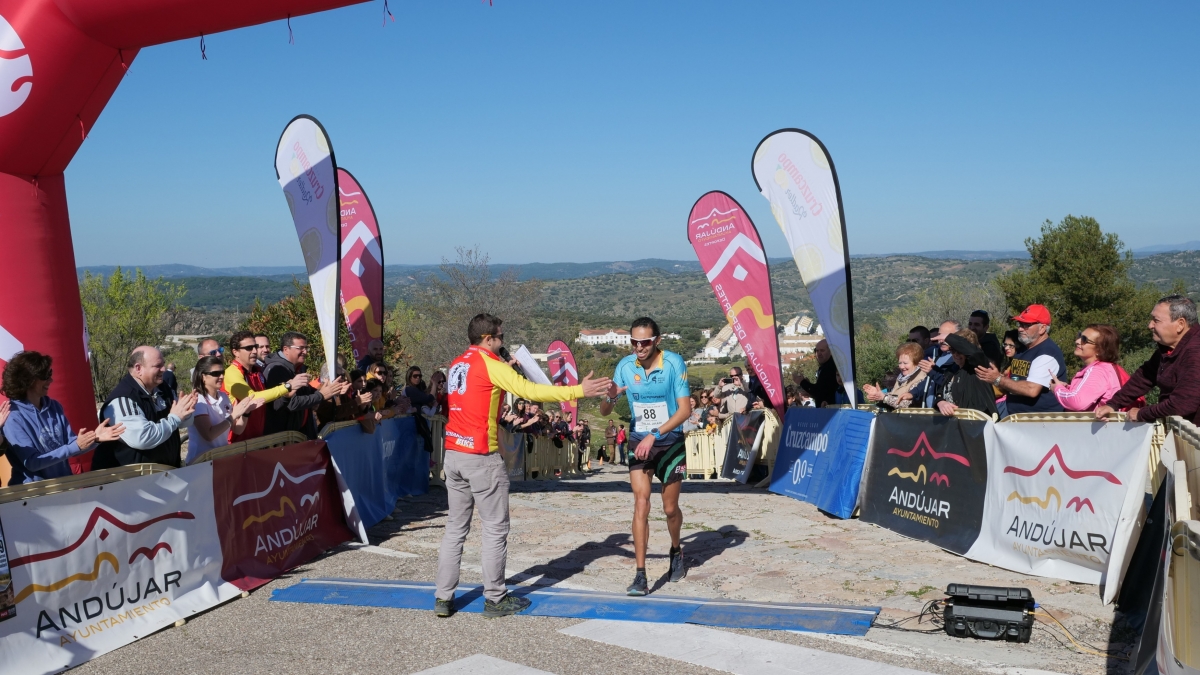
[600,317,692,596]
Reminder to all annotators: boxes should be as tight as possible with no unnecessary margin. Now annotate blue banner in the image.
[769,408,875,519]
[324,417,430,532]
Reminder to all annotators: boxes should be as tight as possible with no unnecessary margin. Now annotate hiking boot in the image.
[434,598,454,618]
[626,570,649,596]
[668,547,687,582]
[483,593,531,618]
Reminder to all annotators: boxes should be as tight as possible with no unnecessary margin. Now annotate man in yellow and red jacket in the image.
[435,313,611,619]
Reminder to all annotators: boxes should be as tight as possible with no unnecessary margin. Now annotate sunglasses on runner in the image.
[631,338,657,349]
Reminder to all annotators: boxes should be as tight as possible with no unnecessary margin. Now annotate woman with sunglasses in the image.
[2,351,125,484]
[1050,325,1128,412]
[187,355,262,463]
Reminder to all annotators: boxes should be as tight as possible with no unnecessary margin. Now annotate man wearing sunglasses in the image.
[262,331,350,439]
[436,314,612,619]
[599,317,692,596]
[223,330,310,442]
[974,304,1066,416]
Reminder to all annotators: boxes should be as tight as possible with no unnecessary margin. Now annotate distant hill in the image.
[79,251,1200,325]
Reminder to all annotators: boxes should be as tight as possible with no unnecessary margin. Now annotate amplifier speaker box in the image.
[943,583,1034,643]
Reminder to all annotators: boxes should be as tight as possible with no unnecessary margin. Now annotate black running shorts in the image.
[628,438,687,484]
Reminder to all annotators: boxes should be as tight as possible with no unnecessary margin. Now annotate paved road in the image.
[75,465,1130,675]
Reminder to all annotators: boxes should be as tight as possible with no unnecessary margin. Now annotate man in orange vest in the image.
[435,313,611,618]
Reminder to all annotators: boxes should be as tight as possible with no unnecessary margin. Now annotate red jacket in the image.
[1108,327,1200,424]
[445,346,584,454]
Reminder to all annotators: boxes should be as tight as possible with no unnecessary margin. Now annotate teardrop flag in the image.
[687,191,785,411]
[547,340,579,424]
[275,115,340,375]
[752,129,856,402]
[337,168,384,367]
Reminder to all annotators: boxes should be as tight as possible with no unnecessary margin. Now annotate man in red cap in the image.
[974,304,1066,416]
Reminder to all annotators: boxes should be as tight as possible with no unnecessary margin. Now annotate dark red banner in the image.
[212,441,353,591]
[337,168,385,364]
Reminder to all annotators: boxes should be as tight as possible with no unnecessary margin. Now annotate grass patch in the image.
[906,585,936,599]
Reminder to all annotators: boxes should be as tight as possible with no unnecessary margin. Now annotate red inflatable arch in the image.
[0,0,362,469]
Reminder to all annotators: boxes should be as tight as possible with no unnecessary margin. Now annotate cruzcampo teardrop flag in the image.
[337,168,384,366]
[687,191,785,411]
[752,129,856,402]
[275,115,340,375]
[547,340,580,425]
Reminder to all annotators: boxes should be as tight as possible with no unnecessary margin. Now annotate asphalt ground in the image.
[74,464,1136,675]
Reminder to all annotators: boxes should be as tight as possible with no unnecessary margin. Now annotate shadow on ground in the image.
[512,525,749,589]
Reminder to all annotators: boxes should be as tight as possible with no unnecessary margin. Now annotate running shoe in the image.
[668,547,687,582]
[626,570,649,596]
[434,598,455,618]
[482,593,531,618]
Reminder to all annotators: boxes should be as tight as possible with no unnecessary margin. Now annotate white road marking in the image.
[799,632,1071,675]
[413,654,556,675]
[345,543,418,558]
[560,619,932,674]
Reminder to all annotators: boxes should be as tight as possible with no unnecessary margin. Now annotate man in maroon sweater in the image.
[1097,294,1199,424]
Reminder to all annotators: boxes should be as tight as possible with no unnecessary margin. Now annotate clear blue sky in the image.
[67,1,1200,267]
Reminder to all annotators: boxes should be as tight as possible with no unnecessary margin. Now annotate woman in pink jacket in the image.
[1051,324,1127,411]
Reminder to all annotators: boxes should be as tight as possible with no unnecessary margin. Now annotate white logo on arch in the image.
[0,14,33,117]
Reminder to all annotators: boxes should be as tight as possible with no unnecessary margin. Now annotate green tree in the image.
[883,279,1007,344]
[995,215,1162,369]
[81,268,186,400]
[242,282,348,377]
[854,324,898,389]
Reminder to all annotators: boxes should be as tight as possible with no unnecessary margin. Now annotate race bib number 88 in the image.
[633,401,669,433]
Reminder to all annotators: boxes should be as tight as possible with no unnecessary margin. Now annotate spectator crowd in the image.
[2,293,1197,486]
[0,330,452,485]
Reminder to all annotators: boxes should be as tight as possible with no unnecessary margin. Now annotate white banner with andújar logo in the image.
[964,421,1153,603]
[0,464,240,673]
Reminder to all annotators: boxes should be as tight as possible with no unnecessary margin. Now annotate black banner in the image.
[860,414,989,554]
[722,411,766,483]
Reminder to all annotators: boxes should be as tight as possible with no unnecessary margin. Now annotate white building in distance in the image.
[703,324,738,358]
[577,329,631,346]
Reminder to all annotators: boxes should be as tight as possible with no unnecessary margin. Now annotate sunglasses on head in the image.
[631,337,656,349]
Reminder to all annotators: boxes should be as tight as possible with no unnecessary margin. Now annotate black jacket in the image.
[939,335,999,417]
[800,358,839,407]
[261,353,325,438]
[93,374,183,469]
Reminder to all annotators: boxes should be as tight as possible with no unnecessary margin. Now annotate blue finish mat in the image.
[270,578,879,635]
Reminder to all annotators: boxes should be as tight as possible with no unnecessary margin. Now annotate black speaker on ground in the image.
[943,584,1034,642]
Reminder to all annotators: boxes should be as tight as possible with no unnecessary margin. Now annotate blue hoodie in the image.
[2,397,89,484]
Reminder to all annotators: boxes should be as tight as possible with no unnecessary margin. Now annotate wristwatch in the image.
[284,381,293,391]
[651,428,662,440]
[604,395,619,405]
[992,377,1002,387]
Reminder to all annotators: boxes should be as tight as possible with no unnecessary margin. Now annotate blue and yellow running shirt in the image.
[613,349,690,446]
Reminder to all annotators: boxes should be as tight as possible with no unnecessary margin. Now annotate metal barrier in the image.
[0,463,175,505]
[428,415,447,487]
[894,407,993,422]
[1167,417,1200,522]
[685,429,720,479]
[190,431,309,464]
[1168,518,1200,668]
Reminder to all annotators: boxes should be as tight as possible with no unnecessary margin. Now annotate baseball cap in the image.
[1012,304,1052,325]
